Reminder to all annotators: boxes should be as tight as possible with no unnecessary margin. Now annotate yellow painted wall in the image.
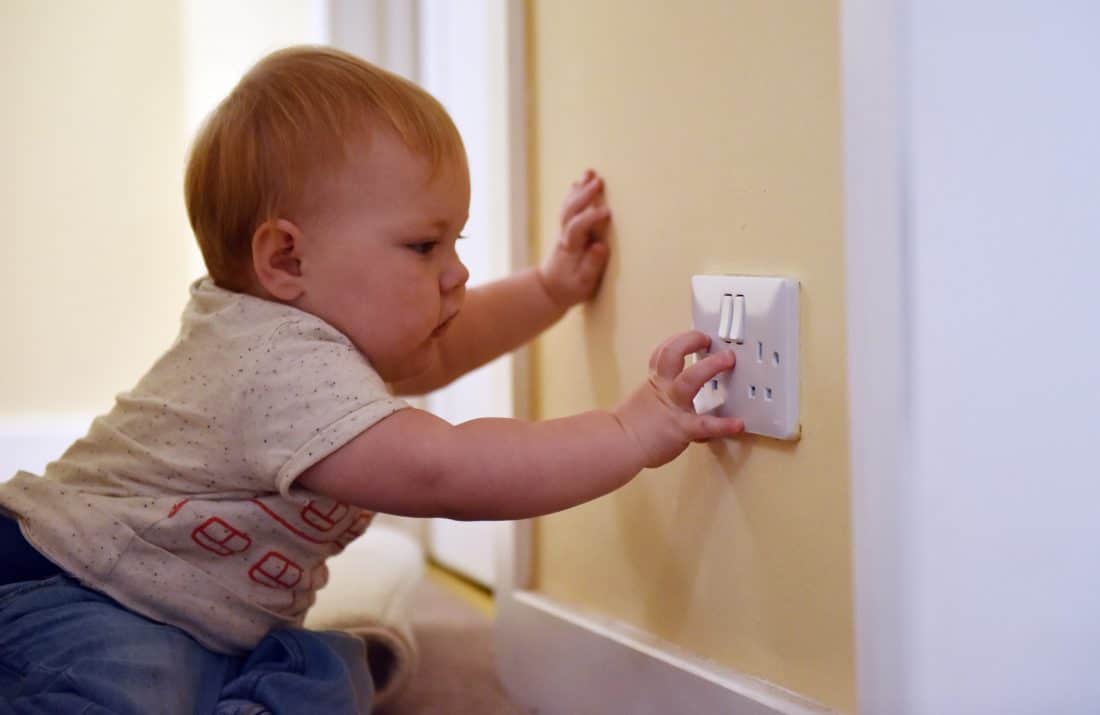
[0,1,191,416]
[528,2,854,711]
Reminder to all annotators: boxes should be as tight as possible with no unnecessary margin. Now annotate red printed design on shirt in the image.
[335,511,372,547]
[191,517,252,556]
[250,499,373,548]
[299,499,349,532]
[249,551,303,589]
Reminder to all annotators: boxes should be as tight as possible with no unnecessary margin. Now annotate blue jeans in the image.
[0,537,372,714]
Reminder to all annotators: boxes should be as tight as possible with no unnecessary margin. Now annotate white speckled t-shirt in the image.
[0,278,408,654]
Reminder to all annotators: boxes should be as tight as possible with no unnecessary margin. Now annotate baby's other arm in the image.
[389,170,611,395]
[299,331,743,520]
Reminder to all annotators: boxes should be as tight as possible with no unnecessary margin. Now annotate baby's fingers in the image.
[673,350,736,406]
[649,331,712,379]
[561,204,612,251]
[570,168,595,188]
[560,174,604,227]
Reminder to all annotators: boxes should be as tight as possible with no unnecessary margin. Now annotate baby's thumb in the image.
[691,414,744,442]
[579,241,609,283]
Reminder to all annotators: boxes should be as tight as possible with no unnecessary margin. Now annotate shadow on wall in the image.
[611,437,758,638]
[582,222,623,407]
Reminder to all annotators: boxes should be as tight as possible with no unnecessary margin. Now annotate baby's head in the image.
[185,46,471,381]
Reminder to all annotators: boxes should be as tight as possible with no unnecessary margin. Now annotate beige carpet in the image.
[379,579,529,714]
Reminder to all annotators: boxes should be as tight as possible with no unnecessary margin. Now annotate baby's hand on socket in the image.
[537,169,612,309]
[615,331,745,469]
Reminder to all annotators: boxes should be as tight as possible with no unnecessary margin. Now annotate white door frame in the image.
[841,0,907,712]
[843,2,1100,712]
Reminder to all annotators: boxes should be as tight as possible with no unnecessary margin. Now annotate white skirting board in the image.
[495,590,835,715]
[0,415,93,482]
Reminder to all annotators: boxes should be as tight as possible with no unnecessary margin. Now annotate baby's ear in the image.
[252,218,305,301]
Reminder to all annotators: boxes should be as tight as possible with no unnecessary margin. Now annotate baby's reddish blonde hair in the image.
[185,46,466,291]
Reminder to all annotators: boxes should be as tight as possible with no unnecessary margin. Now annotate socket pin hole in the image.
[765,387,774,401]
[757,342,764,362]
[773,351,780,366]
[711,379,718,390]
[749,385,757,399]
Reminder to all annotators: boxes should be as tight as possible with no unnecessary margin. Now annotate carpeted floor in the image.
[380,578,529,714]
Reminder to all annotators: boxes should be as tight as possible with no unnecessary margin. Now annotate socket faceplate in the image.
[691,275,801,440]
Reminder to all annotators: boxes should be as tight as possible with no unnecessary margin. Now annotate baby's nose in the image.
[442,257,469,293]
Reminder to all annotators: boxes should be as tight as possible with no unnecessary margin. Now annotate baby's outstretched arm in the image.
[299,331,743,520]
[390,170,611,395]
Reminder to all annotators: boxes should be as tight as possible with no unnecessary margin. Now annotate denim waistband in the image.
[0,511,64,586]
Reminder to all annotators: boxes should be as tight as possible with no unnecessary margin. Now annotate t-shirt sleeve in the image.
[240,319,408,497]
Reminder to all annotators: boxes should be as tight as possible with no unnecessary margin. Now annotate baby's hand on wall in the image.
[537,169,612,309]
[614,331,745,469]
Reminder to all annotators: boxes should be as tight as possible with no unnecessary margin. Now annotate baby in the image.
[0,47,742,713]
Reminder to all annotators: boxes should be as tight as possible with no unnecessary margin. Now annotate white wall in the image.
[845,1,1100,713]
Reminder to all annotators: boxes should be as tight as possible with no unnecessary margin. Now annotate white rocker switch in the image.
[717,294,734,340]
[717,294,746,343]
[729,294,746,343]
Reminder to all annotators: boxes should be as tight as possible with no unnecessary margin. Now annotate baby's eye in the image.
[408,241,438,255]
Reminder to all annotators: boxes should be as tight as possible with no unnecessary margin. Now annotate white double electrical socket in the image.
[691,275,801,440]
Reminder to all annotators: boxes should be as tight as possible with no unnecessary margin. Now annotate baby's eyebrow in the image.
[401,212,467,237]
[407,219,450,236]
[425,217,469,236]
